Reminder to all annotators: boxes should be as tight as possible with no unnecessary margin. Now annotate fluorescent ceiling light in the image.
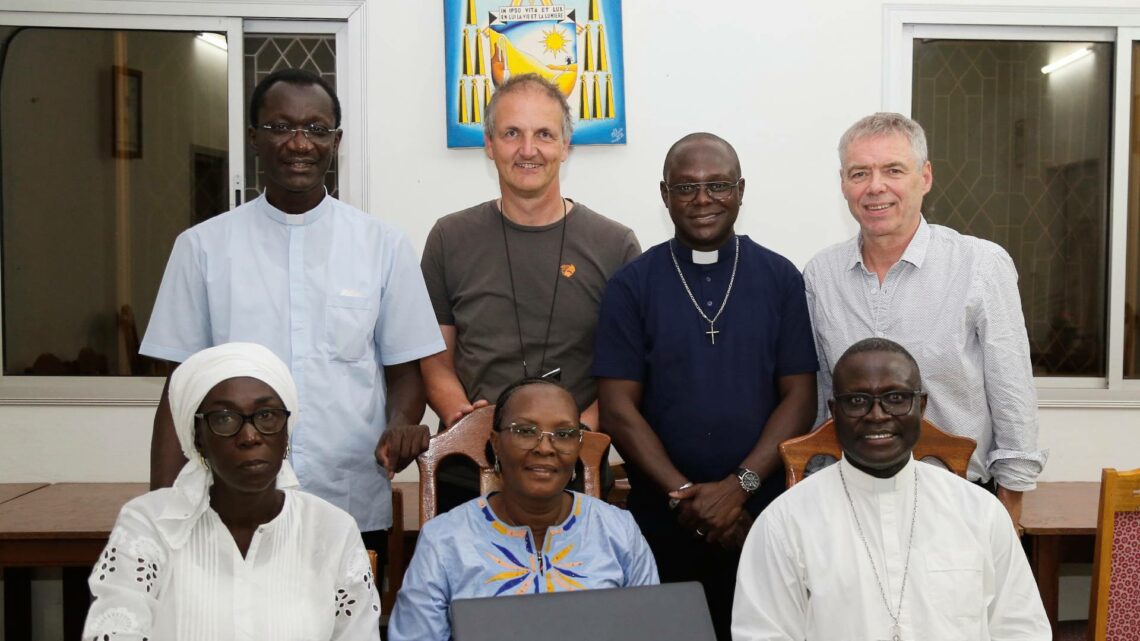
[197,32,228,51]
[1041,48,1091,75]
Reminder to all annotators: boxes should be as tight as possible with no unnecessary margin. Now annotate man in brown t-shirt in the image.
[420,74,638,506]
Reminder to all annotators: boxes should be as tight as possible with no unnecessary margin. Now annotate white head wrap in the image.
[155,342,299,549]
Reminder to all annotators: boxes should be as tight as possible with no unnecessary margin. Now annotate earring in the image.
[493,458,501,474]
[284,442,291,461]
[198,453,211,472]
[571,469,577,482]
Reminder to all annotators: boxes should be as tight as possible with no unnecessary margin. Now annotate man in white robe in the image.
[732,337,1049,641]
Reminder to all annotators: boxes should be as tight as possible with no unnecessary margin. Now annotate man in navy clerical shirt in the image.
[593,133,818,641]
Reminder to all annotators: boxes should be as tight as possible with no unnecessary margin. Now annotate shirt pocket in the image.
[924,551,984,620]
[325,294,375,362]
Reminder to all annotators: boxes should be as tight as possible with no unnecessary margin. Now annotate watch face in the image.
[739,469,761,493]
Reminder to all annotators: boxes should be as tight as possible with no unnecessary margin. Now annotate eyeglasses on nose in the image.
[194,408,290,437]
[500,423,583,453]
[665,178,743,202]
[256,123,339,144]
[833,390,924,418]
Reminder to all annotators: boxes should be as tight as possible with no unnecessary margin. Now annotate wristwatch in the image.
[736,467,761,494]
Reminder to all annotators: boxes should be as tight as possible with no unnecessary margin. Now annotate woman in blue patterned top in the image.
[389,377,659,641]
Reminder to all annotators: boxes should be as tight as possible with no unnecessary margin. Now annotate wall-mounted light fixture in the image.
[196,32,228,52]
[1041,48,1091,75]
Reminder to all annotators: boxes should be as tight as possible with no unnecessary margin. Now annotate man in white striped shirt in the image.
[804,112,1047,527]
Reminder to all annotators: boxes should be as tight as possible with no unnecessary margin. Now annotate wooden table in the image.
[0,483,47,506]
[1021,481,1099,635]
[0,482,148,640]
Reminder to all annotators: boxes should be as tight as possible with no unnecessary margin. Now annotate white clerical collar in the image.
[692,249,718,264]
[838,455,916,494]
[257,189,331,226]
[673,236,736,265]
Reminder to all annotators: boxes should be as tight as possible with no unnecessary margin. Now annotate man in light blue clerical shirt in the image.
[141,68,445,557]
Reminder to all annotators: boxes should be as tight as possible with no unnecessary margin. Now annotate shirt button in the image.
[876,331,885,337]
[705,276,712,282]
[706,300,714,307]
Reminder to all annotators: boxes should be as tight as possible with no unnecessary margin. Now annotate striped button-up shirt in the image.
[804,218,1047,491]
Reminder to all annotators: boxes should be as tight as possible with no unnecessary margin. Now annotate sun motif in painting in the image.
[478,497,589,595]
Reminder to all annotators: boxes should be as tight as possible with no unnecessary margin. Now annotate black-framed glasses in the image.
[256,123,340,144]
[664,178,743,202]
[833,390,925,418]
[194,408,291,437]
[501,423,583,453]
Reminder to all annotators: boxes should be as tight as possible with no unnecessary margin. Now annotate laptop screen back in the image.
[451,581,716,641]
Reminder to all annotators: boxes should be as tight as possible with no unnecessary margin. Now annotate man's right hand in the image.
[443,399,490,429]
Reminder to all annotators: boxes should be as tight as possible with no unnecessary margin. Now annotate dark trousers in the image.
[642,523,741,641]
[360,529,390,570]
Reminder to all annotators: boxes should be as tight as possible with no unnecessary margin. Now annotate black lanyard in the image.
[500,198,568,379]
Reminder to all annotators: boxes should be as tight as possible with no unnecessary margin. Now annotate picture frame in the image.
[112,66,142,159]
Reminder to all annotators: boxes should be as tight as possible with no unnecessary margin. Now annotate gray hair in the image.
[483,73,574,142]
[838,112,928,168]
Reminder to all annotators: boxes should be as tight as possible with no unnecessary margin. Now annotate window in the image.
[888,8,1140,400]
[0,25,235,378]
[911,38,1113,378]
[0,5,363,403]
[1125,41,1140,379]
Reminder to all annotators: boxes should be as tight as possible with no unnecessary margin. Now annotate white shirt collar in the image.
[256,189,331,226]
[838,455,916,494]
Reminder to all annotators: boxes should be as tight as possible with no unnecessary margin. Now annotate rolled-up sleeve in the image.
[977,249,1047,491]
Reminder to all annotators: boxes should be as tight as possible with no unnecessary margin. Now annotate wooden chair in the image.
[1088,467,1140,641]
[778,417,976,487]
[375,486,405,615]
[415,405,611,522]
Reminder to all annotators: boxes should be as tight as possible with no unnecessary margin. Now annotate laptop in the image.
[451,581,716,641]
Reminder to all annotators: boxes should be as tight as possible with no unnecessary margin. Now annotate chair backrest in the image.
[416,405,611,522]
[1088,467,1140,641]
[778,417,976,487]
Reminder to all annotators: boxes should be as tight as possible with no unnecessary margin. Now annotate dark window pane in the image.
[1125,43,1140,378]
[0,27,228,375]
[913,39,1113,377]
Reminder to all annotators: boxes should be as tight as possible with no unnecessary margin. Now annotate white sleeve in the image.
[732,510,806,641]
[374,231,445,366]
[977,247,1047,491]
[83,508,167,640]
[985,502,1051,640]
[139,231,212,363]
[330,526,382,641]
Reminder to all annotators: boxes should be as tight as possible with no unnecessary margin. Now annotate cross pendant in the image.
[705,323,720,345]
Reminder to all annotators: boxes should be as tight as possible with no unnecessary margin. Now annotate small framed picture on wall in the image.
[112,66,142,159]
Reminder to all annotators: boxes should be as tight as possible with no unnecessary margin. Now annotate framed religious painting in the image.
[112,66,142,159]
[443,0,626,148]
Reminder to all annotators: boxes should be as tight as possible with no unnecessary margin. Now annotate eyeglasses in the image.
[665,178,743,202]
[833,390,925,418]
[256,123,340,144]
[500,423,583,453]
[194,408,291,437]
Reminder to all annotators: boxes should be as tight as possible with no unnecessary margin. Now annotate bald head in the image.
[662,133,741,180]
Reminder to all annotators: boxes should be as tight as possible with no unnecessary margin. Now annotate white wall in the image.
[0,0,1138,487]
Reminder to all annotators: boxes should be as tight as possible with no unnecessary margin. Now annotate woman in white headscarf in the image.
[83,342,380,641]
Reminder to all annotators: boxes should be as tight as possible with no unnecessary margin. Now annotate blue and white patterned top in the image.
[388,491,658,641]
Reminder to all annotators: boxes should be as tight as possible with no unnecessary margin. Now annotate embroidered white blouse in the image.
[83,488,380,641]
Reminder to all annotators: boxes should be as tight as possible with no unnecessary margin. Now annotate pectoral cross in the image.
[705,323,720,345]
